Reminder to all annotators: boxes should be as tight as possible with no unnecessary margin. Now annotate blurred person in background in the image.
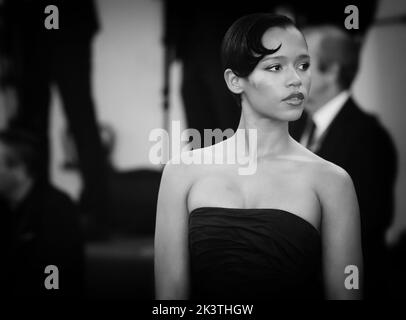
[289,25,398,299]
[1,0,112,239]
[1,128,84,297]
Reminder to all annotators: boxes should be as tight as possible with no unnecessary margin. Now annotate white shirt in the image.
[301,90,350,151]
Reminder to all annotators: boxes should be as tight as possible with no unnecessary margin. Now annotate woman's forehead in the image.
[261,26,307,56]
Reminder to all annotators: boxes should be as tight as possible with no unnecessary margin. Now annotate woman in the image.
[154,13,363,300]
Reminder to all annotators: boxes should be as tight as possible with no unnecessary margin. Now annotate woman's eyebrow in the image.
[262,55,286,62]
[296,54,310,60]
[261,53,310,62]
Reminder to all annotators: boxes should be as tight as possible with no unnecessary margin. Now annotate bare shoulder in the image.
[291,140,353,187]
[289,140,356,206]
[161,155,195,191]
[162,143,220,185]
[314,159,354,196]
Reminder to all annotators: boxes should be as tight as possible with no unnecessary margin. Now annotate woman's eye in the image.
[298,62,310,71]
[266,65,282,72]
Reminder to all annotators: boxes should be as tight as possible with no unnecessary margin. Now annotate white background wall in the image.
[48,0,406,242]
[50,0,187,199]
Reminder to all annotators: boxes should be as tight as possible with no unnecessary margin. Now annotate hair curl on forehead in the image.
[221,13,299,78]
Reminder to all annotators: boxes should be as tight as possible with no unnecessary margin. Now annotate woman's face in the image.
[240,26,311,121]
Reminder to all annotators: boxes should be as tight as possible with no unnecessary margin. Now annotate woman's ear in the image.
[224,69,244,94]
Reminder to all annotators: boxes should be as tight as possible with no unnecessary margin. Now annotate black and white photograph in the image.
[1,0,406,311]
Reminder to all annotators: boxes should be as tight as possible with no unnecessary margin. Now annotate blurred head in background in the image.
[0,129,40,207]
[303,25,361,115]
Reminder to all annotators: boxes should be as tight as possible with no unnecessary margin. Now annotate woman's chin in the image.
[283,107,305,122]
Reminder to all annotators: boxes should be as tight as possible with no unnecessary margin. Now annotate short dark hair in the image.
[0,128,41,178]
[305,26,361,90]
[221,13,299,104]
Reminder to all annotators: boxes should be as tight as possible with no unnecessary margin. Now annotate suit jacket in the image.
[290,97,397,297]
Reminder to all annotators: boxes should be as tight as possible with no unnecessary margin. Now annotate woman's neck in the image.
[235,103,292,160]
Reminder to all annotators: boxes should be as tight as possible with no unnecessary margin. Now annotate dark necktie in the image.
[306,118,317,150]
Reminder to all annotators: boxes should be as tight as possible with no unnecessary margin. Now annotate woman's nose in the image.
[286,68,302,87]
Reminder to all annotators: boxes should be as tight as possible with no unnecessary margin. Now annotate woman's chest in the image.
[187,165,321,230]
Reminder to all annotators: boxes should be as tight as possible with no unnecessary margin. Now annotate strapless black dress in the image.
[189,207,323,299]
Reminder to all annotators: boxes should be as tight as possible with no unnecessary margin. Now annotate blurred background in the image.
[1,0,406,299]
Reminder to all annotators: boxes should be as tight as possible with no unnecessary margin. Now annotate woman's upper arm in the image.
[154,161,192,299]
[318,165,363,300]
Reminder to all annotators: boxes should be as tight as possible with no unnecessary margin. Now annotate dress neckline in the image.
[189,206,320,236]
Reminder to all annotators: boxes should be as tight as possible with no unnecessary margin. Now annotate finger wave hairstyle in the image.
[221,13,299,104]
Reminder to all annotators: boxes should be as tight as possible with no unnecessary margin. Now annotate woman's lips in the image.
[282,92,305,106]
[283,98,304,106]
[282,92,305,101]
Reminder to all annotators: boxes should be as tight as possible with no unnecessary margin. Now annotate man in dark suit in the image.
[290,25,397,299]
[0,129,84,297]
